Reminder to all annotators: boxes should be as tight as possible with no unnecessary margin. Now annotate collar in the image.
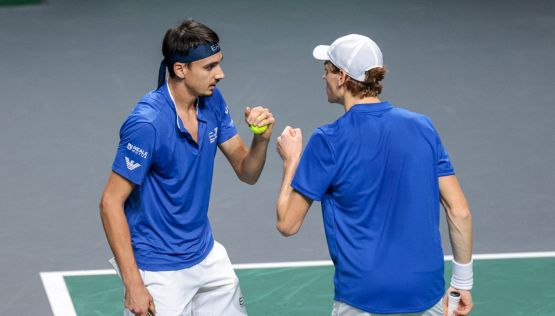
[349,101,392,113]
[163,82,207,134]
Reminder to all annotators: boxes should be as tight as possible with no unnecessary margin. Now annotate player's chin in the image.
[326,91,334,103]
[199,87,215,96]
[206,85,217,95]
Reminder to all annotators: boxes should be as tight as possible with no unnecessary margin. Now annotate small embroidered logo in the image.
[126,143,148,159]
[125,157,141,171]
[209,127,218,143]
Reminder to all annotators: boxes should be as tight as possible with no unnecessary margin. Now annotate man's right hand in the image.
[443,287,473,316]
[276,126,303,166]
[125,284,156,316]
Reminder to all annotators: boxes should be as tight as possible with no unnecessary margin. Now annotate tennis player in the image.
[275,34,473,315]
[100,19,274,316]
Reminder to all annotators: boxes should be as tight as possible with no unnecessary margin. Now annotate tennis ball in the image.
[249,124,268,134]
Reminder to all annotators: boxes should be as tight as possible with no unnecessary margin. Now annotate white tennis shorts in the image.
[331,298,443,316]
[120,241,247,316]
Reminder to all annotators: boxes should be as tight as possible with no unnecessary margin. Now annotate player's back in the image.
[317,101,451,313]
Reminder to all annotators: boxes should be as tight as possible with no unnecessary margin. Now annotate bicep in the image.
[289,189,313,221]
[439,175,468,212]
[218,135,247,170]
[278,189,313,236]
[101,172,135,207]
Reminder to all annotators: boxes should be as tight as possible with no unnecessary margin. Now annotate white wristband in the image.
[450,259,473,290]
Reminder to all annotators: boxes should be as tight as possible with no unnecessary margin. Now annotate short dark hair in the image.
[162,19,219,77]
[324,61,387,98]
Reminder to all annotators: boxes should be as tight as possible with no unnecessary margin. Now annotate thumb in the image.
[289,127,296,137]
[149,299,156,315]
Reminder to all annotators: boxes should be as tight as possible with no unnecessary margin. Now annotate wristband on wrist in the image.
[451,259,473,290]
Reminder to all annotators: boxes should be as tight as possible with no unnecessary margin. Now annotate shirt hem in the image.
[217,131,238,145]
[112,166,142,186]
[438,171,456,177]
[334,291,443,314]
[291,182,321,201]
[135,239,215,272]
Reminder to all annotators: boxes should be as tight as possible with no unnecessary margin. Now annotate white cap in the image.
[313,34,383,82]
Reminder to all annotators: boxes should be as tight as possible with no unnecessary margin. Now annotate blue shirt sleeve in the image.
[291,129,338,201]
[112,120,156,185]
[423,116,455,177]
[214,88,237,144]
[436,134,455,176]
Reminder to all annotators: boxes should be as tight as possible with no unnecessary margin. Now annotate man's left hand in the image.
[244,106,275,140]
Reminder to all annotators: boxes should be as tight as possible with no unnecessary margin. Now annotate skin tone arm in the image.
[275,126,312,236]
[99,172,155,316]
[439,175,474,316]
[218,106,275,184]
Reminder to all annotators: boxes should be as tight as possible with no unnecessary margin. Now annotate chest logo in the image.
[209,127,218,143]
[125,157,141,171]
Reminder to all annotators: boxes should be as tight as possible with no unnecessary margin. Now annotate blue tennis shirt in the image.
[292,102,454,313]
[112,83,237,271]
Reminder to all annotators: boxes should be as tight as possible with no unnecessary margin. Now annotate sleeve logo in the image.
[126,143,148,159]
[125,157,141,171]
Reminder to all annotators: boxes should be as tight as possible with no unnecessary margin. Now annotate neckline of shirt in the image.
[349,101,392,113]
[165,83,202,131]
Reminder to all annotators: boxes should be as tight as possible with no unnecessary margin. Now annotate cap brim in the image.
[312,45,330,60]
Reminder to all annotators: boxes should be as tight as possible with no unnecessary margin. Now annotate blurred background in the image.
[1,0,554,314]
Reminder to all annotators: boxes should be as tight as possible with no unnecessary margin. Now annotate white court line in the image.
[41,251,555,316]
[40,271,78,316]
[450,251,555,261]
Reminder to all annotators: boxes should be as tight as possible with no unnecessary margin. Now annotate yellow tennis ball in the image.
[249,124,268,134]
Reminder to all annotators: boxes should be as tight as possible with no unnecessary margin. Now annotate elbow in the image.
[276,221,299,237]
[99,196,109,218]
[243,178,258,185]
[449,207,473,222]
[239,174,258,185]
[99,194,120,219]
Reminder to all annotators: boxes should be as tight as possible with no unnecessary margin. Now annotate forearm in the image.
[439,175,473,263]
[276,161,298,220]
[446,206,474,292]
[439,175,474,291]
[100,204,143,288]
[446,206,473,263]
[274,126,310,236]
[275,158,312,237]
[238,135,270,184]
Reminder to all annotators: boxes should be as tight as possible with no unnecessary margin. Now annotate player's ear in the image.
[338,70,348,86]
[173,62,187,79]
